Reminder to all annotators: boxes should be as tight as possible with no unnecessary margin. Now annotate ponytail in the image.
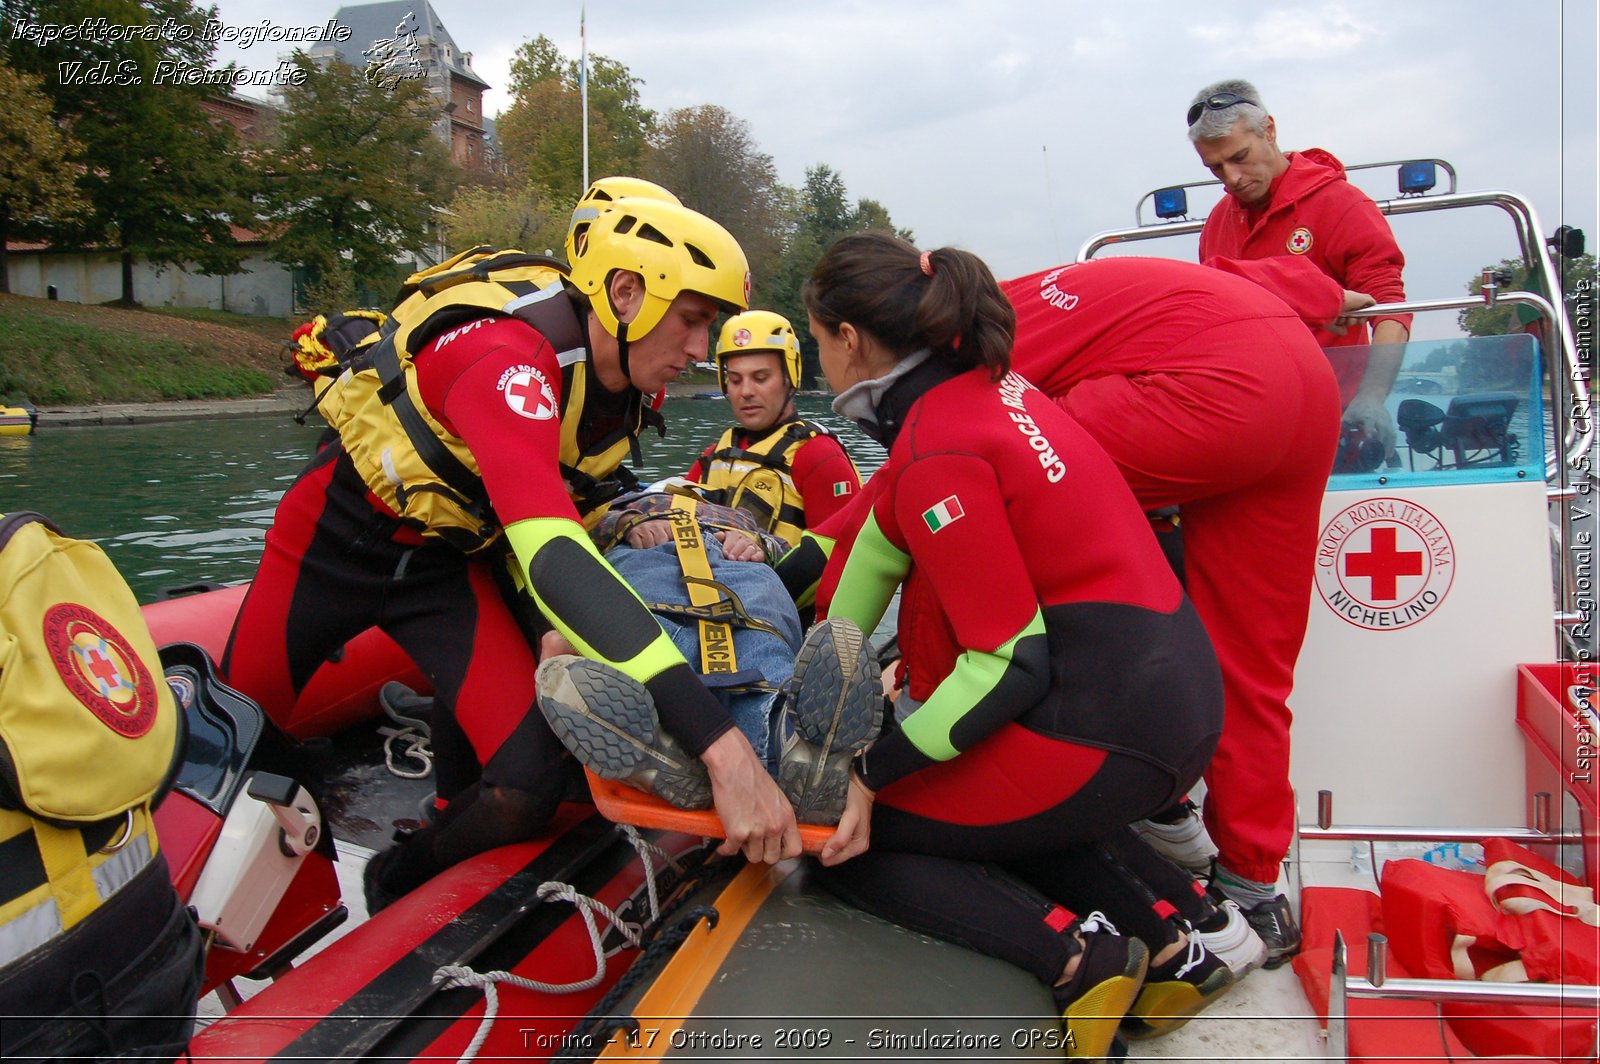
[803,231,1014,379]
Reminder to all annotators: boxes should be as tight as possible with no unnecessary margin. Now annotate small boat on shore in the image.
[1,400,37,436]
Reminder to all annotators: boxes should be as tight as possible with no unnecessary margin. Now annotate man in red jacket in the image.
[1137,79,1413,962]
[1187,79,1412,457]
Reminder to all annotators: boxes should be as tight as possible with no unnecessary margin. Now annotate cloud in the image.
[1190,3,1376,60]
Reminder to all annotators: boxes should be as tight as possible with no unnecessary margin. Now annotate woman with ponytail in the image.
[798,232,1239,1055]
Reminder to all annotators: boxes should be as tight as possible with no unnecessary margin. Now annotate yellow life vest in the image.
[0,803,160,967]
[697,420,850,548]
[312,249,653,552]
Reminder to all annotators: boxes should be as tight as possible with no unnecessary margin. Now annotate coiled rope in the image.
[430,826,691,1064]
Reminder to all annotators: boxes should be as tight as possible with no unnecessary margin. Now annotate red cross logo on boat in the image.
[1313,497,1454,631]
[503,369,557,420]
[1343,526,1423,601]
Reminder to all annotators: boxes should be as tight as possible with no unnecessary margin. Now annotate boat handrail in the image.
[1078,188,1593,479]
[1327,930,1600,1062]
[1129,158,1460,228]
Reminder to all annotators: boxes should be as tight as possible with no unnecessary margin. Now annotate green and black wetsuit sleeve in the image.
[833,454,1051,792]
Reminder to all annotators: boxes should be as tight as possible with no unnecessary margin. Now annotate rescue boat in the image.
[160,160,1592,1062]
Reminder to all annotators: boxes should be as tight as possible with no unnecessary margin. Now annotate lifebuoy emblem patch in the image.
[44,603,159,736]
[1287,227,1313,254]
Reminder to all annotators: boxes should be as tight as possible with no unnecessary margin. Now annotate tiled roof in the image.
[320,1,490,89]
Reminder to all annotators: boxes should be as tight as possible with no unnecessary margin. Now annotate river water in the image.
[0,395,884,603]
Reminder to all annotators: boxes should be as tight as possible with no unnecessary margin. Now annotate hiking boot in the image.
[1131,803,1216,875]
[1194,899,1269,978]
[1238,894,1301,969]
[536,655,712,810]
[775,619,881,824]
[1052,913,1148,1059]
[1121,931,1236,1040]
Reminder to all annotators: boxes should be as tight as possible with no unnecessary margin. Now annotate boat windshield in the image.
[1323,332,1544,489]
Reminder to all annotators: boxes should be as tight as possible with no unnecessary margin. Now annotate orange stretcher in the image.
[585,770,836,854]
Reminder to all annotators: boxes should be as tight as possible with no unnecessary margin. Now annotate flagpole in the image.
[580,4,589,190]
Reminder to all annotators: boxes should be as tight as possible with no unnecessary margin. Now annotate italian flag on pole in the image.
[922,495,965,533]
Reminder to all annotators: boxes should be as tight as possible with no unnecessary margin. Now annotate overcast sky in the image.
[206,0,1597,340]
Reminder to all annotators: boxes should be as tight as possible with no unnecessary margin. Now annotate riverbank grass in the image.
[0,294,289,405]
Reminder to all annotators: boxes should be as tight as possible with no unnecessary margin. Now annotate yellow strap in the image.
[31,820,99,931]
[664,498,737,675]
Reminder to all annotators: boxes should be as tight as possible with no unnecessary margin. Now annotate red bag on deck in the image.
[1482,837,1599,985]
[1380,841,1597,1062]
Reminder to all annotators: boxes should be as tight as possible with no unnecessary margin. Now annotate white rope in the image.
[620,824,684,930]
[379,725,433,779]
[431,880,642,1064]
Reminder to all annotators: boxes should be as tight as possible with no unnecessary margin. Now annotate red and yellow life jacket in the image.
[696,419,846,548]
[312,249,653,552]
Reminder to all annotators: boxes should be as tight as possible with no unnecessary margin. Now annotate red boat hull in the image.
[142,584,429,738]
[188,807,700,1063]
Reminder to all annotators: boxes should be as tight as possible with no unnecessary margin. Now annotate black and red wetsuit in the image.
[224,311,735,848]
[1002,256,1341,885]
[827,361,1224,859]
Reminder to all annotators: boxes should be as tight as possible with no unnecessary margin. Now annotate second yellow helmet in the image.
[715,310,802,391]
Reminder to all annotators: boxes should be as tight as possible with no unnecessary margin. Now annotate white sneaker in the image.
[1132,806,1217,874]
[1195,900,1269,978]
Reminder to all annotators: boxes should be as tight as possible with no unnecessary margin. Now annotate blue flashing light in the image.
[1399,161,1437,195]
[1153,187,1188,220]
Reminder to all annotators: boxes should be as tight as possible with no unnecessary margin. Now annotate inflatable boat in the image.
[157,160,1592,1062]
[142,583,429,739]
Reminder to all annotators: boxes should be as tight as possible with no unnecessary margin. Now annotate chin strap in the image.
[615,320,632,385]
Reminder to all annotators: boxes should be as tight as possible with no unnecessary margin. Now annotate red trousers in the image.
[1057,317,1340,884]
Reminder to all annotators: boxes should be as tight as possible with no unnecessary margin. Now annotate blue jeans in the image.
[606,535,803,768]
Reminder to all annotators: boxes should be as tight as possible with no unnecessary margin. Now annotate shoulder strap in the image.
[371,336,486,509]
[0,511,58,550]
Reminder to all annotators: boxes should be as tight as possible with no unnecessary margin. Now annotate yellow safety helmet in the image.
[565,177,681,265]
[715,310,802,391]
[568,199,751,342]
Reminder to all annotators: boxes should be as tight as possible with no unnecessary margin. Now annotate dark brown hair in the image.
[802,231,1015,379]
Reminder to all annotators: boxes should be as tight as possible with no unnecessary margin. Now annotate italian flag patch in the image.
[832,481,853,496]
[922,495,965,533]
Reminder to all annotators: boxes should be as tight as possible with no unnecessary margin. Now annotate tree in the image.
[765,166,914,386]
[643,105,786,298]
[442,183,567,256]
[1460,253,1597,343]
[0,66,84,293]
[261,53,457,305]
[4,0,257,304]
[494,35,653,208]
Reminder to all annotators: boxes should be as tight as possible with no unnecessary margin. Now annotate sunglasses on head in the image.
[1186,92,1259,127]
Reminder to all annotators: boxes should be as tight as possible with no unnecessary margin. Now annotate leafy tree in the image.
[1460,253,1597,344]
[4,0,257,304]
[494,35,653,208]
[442,182,567,257]
[643,105,786,299]
[0,66,84,293]
[766,166,913,386]
[261,53,456,304]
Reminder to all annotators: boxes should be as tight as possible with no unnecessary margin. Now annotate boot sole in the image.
[1122,965,1236,1040]
[781,620,880,822]
[537,657,712,809]
[1062,938,1148,1059]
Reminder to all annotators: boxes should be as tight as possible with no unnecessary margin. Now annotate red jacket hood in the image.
[1264,148,1347,207]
